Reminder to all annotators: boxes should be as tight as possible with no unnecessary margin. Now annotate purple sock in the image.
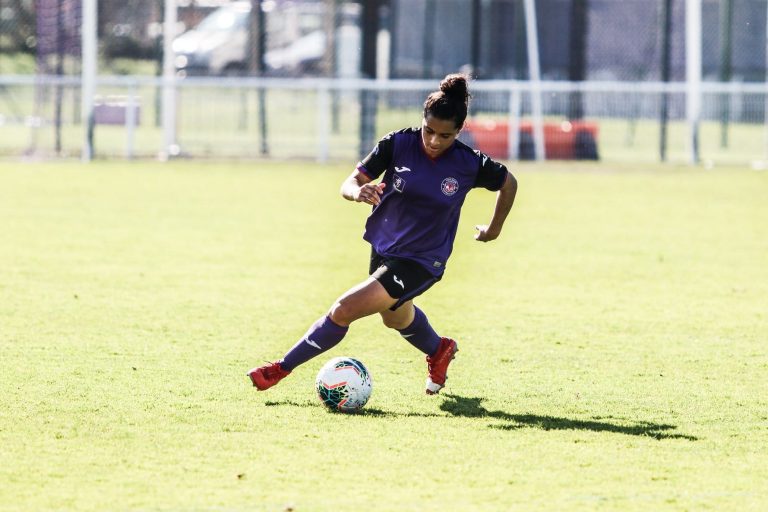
[397,307,441,356]
[280,315,349,371]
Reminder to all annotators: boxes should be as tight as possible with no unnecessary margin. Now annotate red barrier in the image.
[462,119,599,160]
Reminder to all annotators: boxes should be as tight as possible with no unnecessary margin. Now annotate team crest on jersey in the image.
[393,174,406,193]
[441,177,459,196]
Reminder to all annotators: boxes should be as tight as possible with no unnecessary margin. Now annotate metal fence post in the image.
[161,0,178,160]
[81,0,96,162]
[125,82,138,160]
[507,85,521,161]
[317,84,331,163]
[523,0,545,161]
[686,0,702,165]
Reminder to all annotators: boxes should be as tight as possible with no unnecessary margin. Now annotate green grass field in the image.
[1,160,767,511]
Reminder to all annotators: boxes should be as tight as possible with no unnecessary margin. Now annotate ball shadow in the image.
[263,400,441,417]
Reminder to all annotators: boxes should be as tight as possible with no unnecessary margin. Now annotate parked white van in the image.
[172,0,361,77]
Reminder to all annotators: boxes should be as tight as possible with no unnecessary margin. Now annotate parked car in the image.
[172,1,250,75]
[172,0,361,77]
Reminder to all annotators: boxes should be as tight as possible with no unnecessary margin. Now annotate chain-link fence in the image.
[2,0,768,164]
[3,75,768,166]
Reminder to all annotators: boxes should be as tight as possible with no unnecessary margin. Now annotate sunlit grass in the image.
[0,160,766,511]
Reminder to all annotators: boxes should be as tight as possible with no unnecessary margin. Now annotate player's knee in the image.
[381,313,408,330]
[328,301,356,326]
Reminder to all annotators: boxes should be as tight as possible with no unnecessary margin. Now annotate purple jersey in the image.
[356,127,508,276]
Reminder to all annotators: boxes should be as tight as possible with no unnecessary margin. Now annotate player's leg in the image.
[372,252,442,357]
[379,300,414,329]
[282,276,395,369]
[372,256,458,394]
[380,301,457,394]
[328,276,398,326]
[380,301,441,357]
[248,277,396,390]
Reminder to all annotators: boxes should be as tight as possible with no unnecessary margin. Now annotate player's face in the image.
[421,115,461,158]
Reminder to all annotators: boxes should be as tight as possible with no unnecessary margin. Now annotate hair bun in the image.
[423,73,471,128]
[440,74,470,102]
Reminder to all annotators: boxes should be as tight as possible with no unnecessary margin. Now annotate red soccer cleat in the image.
[425,338,459,395]
[247,361,291,391]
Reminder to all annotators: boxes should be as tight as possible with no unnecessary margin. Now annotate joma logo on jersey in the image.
[441,177,459,196]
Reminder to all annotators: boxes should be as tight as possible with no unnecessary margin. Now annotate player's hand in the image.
[355,182,386,206]
[474,224,500,242]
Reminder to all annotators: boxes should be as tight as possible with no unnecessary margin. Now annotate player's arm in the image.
[341,131,395,206]
[475,171,517,242]
[341,170,386,206]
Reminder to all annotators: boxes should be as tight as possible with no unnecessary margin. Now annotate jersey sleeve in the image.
[356,132,395,180]
[473,151,509,191]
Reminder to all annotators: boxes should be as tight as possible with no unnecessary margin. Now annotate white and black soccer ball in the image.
[315,357,373,412]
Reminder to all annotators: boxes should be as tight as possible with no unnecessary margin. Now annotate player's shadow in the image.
[440,394,698,441]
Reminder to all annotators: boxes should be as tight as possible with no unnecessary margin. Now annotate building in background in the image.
[389,0,768,83]
[3,0,766,84]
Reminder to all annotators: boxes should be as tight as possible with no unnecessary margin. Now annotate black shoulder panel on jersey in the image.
[454,139,509,191]
[358,128,418,180]
[474,150,508,191]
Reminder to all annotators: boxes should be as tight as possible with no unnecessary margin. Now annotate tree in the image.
[5,0,35,53]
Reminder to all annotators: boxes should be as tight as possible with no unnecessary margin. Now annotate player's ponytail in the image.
[440,74,470,104]
[424,73,471,129]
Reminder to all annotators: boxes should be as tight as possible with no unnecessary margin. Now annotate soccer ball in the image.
[315,357,373,412]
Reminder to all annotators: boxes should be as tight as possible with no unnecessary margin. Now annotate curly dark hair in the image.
[423,73,472,129]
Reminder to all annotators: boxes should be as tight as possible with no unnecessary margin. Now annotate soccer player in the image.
[248,73,517,395]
